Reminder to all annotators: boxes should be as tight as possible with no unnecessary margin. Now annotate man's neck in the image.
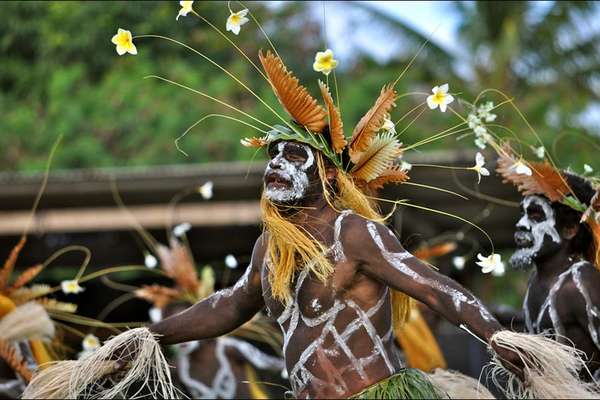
[535,245,579,280]
[295,197,336,227]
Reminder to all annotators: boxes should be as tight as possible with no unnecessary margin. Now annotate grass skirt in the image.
[351,368,447,399]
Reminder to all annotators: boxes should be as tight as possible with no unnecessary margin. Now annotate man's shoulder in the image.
[338,212,396,245]
[572,260,600,289]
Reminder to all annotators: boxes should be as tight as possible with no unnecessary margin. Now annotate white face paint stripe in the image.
[366,221,494,322]
[264,142,315,203]
[512,195,561,267]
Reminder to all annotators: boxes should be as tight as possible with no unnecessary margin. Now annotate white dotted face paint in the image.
[264,141,315,203]
[510,195,561,270]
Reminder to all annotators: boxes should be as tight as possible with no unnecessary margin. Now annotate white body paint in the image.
[511,195,561,268]
[175,336,284,399]
[366,221,494,322]
[274,211,399,396]
[209,263,252,308]
[264,142,314,203]
[524,261,600,351]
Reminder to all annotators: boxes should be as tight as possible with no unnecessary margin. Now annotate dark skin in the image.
[515,196,600,380]
[150,141,524,398]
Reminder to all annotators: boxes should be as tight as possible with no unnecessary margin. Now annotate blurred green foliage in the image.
[1,1,599,172]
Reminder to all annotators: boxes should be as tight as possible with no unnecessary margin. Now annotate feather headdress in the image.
[497,148,600,267]
[242,50,407,190]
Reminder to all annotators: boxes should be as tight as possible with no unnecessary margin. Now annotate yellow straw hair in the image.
[261,195,332,304]
[262,151,411,327]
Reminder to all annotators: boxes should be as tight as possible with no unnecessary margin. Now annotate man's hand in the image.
[491,341,527,381]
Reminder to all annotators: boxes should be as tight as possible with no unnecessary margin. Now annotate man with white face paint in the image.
[503,168,600,380]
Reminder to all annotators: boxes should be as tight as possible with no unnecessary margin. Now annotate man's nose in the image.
[268,157,282,169]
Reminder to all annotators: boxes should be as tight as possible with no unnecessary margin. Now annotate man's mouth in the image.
[514,231,533,248]
[265,172,291,190]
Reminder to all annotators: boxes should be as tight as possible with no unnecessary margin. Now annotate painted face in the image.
[263,141,315,203]
[510,195,562,270]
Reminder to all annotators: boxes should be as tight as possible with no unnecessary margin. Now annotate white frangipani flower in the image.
[512,161,532,176]
[82,334,101,352]
[224,254,238,269]
[226,8,249,35]
[381,116,396,134]
[198,181,213,199]
[472,152,490,183]
[61,279,84,294]
[312,49,338,76]
[534,146,545,159]
[149,307,163,323]
[144,253,158,269]
[452,256,466,270]
[426,83,454,112]
[476,253,504,274]
[491,261,506,277]
[400,161,412,172]
[584,164,593,174]
[173,222,192,237]
[176,1,194,21]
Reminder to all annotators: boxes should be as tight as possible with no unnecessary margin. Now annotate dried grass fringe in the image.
[23,327,180,399]
[427,368,494,399]
[487,330,600,399]
[0,302,54,342]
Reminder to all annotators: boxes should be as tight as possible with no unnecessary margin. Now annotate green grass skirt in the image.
[351,368,447,399]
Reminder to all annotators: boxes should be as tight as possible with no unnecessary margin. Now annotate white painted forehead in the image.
[522,195,555,216]
[275,141,312,154]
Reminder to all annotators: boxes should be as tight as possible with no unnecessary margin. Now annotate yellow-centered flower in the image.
[471,152,490,183]
[426,83,454,112]
[82,334,101,351]
[111,28,137,56]
[177,1,194,21]
[226,9,249,35]
[312,49,338,76]
[61,279,85,294]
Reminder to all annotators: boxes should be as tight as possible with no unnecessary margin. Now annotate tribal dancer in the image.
[131,222,286,398]
[497,152,600,380]
[23,3,598,398]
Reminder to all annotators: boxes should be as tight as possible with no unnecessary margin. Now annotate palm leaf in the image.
[36,297,78,313]
[0,237,26,290]
[351,133,402,183]
[367,164,409,190]
[134,284,180,309]
[318,80,347,153]
[349,84,396,162]
[259,50,327,132]
[10,284,52,305]
[8,264,43,292]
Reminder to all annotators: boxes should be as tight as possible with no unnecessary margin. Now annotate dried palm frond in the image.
[0,237,26,290]
[497,153,569,202]
[0,302,54,342]
[0,338,32,382]
[156,239,199,294]
[367,164,409,191]
[349,84,397,162]
[10,284,52,305]
[581,189,599,224]
[318,80,347,153]
[259,50,327,133]
[413,242,457,261]
[587,219,600,269]
[351,133,402,183]
[8,264,43,293]
[241,136,268,148]
[134,284,180,309]
[36,297,78,313]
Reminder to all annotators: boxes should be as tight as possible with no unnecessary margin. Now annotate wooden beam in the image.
[0,201,261,234]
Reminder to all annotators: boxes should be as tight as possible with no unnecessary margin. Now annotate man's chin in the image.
[509,249,535,271]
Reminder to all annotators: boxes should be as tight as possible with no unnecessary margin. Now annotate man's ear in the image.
[325,167,337,183]
[562,224,579,240]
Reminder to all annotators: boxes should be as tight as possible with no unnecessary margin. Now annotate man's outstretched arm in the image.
[149,235,266,345]
[345,218,502,342]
